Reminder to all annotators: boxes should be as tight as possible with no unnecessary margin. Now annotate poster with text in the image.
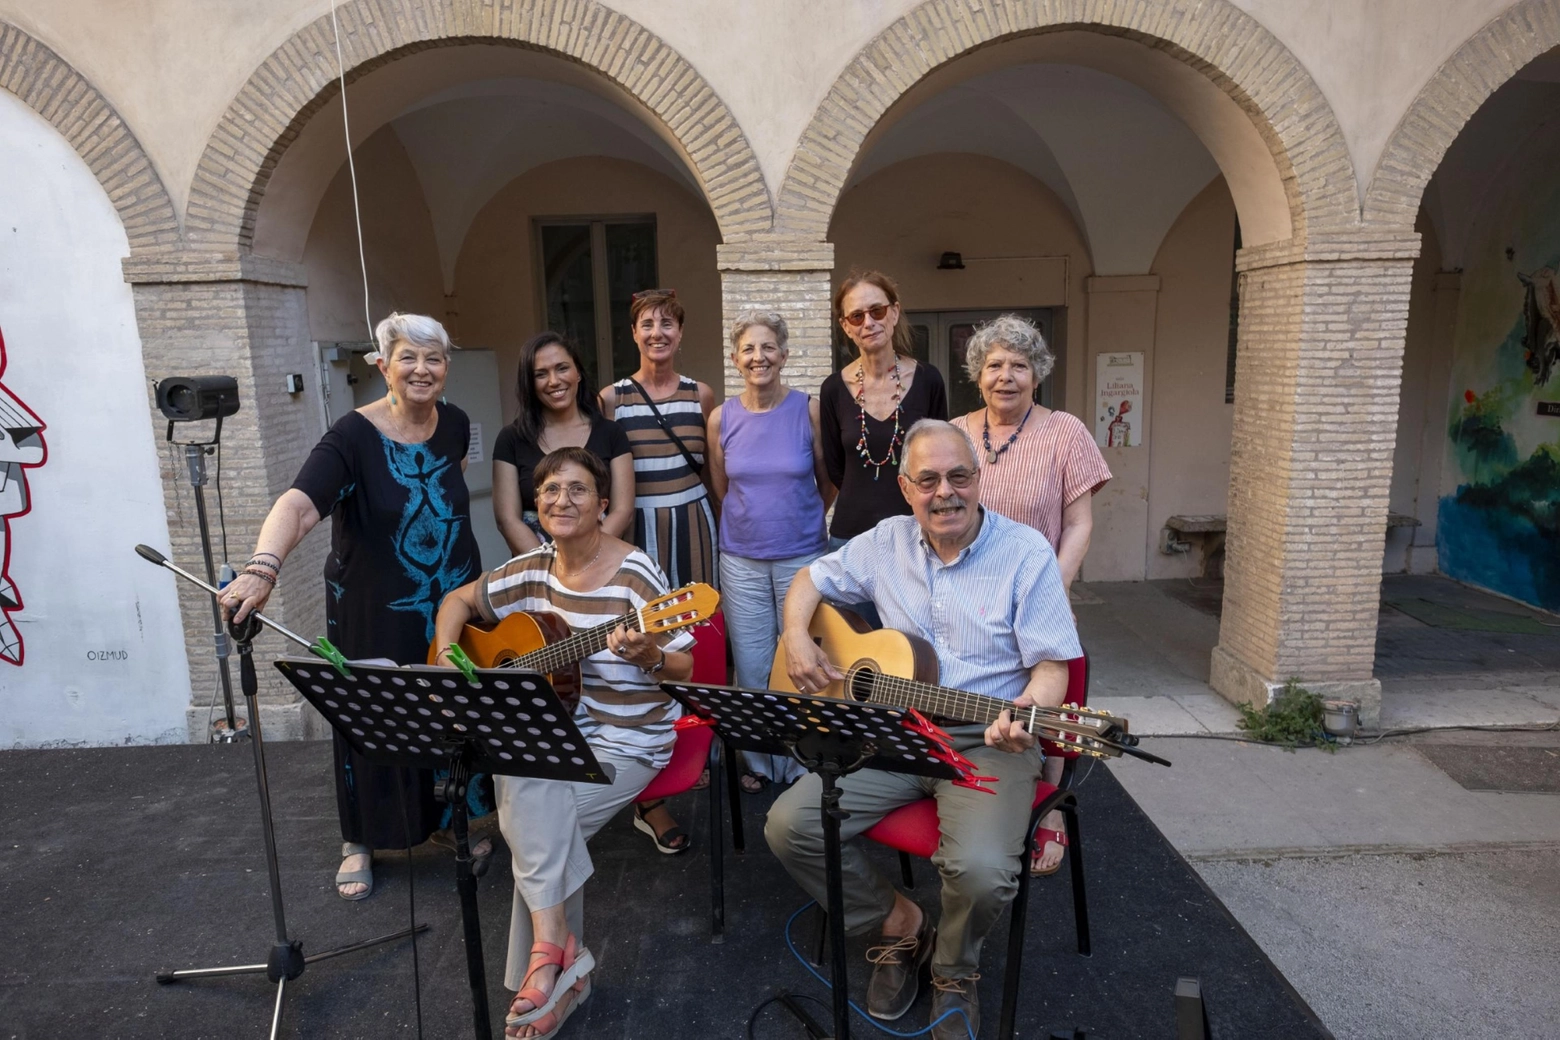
[1095,352,1145,448]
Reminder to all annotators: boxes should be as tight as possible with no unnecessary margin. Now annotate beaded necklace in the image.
[981,404,1034,464]
[854,358,904,480]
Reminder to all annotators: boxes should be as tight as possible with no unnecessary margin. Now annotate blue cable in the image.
[781,902,977,1040]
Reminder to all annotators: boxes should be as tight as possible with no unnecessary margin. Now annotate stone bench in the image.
[1161,512,1421,577]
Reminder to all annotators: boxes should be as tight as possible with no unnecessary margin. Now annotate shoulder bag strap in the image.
[626,378,704,475]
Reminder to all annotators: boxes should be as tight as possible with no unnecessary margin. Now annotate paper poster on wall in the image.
[466,422,484,465]
[1095,352,1145,448]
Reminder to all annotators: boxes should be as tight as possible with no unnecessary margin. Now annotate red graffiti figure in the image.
[0,328,47,665]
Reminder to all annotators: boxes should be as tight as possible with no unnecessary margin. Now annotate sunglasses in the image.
[631,288,677,301]
[841,303,893,327]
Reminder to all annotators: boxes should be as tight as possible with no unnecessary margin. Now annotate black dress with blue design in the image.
[292,402,484,850]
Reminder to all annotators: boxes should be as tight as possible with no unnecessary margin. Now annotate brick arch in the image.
[775,0,1358,241]
[1366,0,1560,226]
[0,21,180,252]
[184,0,772,251]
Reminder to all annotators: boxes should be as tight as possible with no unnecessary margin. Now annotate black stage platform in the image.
[0,742,1329,1039]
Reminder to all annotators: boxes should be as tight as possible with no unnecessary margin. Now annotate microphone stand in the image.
[135,544,426,1040]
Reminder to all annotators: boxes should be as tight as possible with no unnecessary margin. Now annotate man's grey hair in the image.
[899,418,979,476]
[963,313,1054,384]
[369,312,453,363]
[729,309,789,352]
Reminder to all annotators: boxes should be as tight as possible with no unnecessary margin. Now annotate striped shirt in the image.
[810,511,1080,703]
[951,409,1111,549]
[613,377,708,509]
[475,546,695,768]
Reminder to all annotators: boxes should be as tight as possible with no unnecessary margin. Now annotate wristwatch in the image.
[645,648,667,675]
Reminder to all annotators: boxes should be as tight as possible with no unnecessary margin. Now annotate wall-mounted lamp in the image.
[936,251,966,270]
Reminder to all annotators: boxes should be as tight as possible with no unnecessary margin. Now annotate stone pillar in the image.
[1210,230,1421,728]
[123,253,329,741]
[716,237,835,397]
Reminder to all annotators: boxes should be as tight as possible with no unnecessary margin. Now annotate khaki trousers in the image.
[494,751,659,991]
[764,725,1042,978]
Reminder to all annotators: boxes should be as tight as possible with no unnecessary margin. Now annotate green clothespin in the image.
[310,636,352,678]
[444,643,478,684]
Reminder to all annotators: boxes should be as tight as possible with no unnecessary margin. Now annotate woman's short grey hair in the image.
[729,309,789,353]
[963,314,1053,384]
[899,419,978,475]
[369,312,452,363]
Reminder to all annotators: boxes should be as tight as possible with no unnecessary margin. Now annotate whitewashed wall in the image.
[0,90,191,747]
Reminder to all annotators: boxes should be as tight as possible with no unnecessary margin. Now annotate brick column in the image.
[1210,230,1421,728]
[124,253,329,741]
[716,238,835,397]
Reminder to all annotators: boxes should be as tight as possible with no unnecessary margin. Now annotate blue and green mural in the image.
[1440,263,1560,609]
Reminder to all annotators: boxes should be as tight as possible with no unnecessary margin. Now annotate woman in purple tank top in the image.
[708,310,836,789]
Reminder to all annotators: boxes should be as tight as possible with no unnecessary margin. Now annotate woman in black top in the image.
[820,270,948,541]
[219,313,487,900]
[493,333,634,555]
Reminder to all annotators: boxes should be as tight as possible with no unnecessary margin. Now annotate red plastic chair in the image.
[632,611,744,940]
[858,653,1092,1040]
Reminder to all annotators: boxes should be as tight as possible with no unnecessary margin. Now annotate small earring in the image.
[388,389,397,405]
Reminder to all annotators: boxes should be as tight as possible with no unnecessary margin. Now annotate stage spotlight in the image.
[156,376,240,423]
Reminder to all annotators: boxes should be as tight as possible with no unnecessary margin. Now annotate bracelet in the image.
[252,552,282,564]
[241,567,277,587]
[246,558,280,573]
[644,648,667,675]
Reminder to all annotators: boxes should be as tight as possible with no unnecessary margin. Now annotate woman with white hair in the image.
[950,313,1110,878]
[221,312,489,900]
[706,310,834,791]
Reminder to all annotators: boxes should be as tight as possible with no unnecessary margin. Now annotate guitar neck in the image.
[863,672,1010,726]
[509,610,638,674]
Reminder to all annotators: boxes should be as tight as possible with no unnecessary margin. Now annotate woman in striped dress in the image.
[601,289,718,591]
[600,288,717,854]
[951,314,1111,880]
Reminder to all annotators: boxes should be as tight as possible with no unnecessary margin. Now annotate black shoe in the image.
[930,974,980,1040]
[865,909,935,1020]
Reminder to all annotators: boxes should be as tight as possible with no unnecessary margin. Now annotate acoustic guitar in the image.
[430,583,719,710]
[769,603,1160,761]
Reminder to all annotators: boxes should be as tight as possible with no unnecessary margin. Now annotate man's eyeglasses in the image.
[904,468,976,494]
[841,303,892,327]
[538,482,597,504]
[631,288,677,301]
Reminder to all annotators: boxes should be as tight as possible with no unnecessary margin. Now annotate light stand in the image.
[167,416,241,740]
[134,545,426,1040]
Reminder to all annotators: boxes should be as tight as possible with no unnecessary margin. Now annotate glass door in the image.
[538,216,658,389]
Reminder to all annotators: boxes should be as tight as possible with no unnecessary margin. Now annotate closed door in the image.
[904,310,1054,417]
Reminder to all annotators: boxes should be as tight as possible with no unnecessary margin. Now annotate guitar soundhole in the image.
[844,665,876,703]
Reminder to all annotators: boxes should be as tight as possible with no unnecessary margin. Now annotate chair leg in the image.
[810,904,828,967]
[708,741,725,942]
[898,850,916,889]
[997,835,1033,1040]
[723,738,746,853]
[1063,804,1090,956]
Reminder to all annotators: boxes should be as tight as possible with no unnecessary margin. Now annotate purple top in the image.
[719,389,828,560]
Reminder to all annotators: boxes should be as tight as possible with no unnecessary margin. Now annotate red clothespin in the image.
[674,712,717,731]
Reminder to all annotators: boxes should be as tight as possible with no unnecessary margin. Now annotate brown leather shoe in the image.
[930,973,980,1040]
[864,908,935,1020]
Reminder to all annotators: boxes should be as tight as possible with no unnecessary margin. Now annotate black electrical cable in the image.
[395,783,425,1040]
[214,442,230,564]
[745,992,832,1040]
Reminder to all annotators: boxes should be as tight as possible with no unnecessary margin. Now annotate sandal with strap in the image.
[507,974,591,1039]
[1029,826,1068,877]
[632,799,690,855]
[336,842,373,901]
[506,935,595,1028]
[739,770,770,795]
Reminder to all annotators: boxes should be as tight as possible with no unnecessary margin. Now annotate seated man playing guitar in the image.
[434,446,696,1040]
[767,419,1080,1040]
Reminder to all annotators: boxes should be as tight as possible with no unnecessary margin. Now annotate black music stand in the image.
[276,657,608,1040]
[663,682,961,1040]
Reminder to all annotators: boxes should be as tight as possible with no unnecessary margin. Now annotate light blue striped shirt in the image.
[809,510,1081,703]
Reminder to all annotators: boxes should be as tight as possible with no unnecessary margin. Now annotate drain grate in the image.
[1415,744,1560,793]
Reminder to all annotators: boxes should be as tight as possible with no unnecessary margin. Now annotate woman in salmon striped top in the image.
[950,314,1111,878]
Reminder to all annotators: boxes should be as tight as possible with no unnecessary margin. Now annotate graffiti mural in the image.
[0,327,49,664]
[1440,264,1560,610]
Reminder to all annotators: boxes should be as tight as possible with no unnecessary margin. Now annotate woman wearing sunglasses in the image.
[819,271,948,621]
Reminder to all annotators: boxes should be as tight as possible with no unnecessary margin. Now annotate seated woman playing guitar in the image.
[433,446,695,1040]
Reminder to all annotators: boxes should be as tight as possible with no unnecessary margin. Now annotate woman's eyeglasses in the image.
[841,303,892,327]
[538,482,596,504]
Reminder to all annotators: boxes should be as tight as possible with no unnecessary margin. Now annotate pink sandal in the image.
[506,935,595,1029]
[1029,826,1068,877]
